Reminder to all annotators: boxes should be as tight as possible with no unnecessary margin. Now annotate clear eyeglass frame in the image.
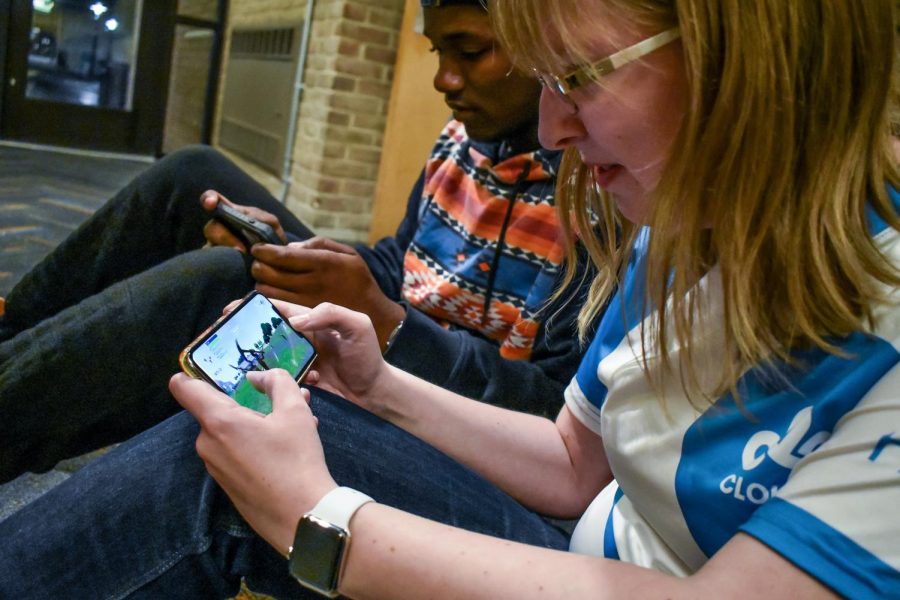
[535,27,681,102]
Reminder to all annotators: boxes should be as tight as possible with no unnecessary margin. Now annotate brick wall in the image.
[223,0,405,242]
[162,24,215,154]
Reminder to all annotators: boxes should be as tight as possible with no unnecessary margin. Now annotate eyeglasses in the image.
[535,27,681,100]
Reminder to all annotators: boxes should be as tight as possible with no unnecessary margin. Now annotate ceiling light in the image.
[90,2,109,18]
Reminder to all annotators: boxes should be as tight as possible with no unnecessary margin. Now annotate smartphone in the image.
[179,292,316,414]
[213,203,283,247]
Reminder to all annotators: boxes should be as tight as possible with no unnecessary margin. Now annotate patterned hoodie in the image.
[402,120,565,360]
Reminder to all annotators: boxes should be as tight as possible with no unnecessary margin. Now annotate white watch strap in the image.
[309,486,375,530]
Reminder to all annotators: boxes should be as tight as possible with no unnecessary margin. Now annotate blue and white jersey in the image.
[566,190,900,598]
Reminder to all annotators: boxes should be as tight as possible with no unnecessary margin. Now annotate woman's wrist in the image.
[382,318,405,355]
[277,478,340,557]
[365,363,407,420]
[372,301,407,353]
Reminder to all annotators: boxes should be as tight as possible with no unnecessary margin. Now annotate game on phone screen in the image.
[188,294,315,414]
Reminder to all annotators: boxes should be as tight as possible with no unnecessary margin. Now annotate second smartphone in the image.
[180,292,316,414]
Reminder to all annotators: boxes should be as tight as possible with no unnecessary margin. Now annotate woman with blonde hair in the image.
[1,0,897,597]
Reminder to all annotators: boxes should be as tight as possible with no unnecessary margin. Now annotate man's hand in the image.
[200,190,287,252]
[251,237,406,350]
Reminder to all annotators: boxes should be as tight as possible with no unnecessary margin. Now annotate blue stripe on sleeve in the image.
[740,498,900,600]
[574,230,651,411]
[573,300,618,409]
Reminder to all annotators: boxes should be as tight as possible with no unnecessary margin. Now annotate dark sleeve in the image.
[354,171,426,301]
[384,246,595,418]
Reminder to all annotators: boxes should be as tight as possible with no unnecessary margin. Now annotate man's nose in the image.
[537,87,583,150]
[433,57,464,94]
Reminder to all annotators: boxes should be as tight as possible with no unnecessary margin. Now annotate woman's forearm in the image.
[336,504,835,600]
[338,502,653,600]
[368,365,609,516]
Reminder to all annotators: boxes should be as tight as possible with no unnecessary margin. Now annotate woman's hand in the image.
[285,301,396,417]
[170,369,337,555]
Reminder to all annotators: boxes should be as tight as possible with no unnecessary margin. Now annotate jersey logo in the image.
[678,335,896,557]
[741,406,831,470]
[719,406,830,506]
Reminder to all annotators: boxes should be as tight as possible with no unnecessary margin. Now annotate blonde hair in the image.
[494,0,900,400]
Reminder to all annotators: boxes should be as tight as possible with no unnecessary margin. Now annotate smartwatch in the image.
[288,486,375,598]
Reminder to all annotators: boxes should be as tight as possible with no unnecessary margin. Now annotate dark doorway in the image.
[162,0,228,153]
[1,0,177,155]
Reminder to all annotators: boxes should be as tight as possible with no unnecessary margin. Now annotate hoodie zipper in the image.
[482,160,533,324]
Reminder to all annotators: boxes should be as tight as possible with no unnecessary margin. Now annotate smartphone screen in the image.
[185,293,315,414]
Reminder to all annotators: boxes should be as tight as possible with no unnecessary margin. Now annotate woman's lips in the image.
[591,164,624,189]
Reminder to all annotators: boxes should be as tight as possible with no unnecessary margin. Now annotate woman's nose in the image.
[537,87,583,150]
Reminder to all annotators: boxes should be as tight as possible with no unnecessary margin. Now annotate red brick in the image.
[339,39,360,58]
[357,79,391,98]
[334,56,384,79]
[338,22,391,46]
[327,111,351,126]
[353,113,386,130]
[364,45,396,65]
[331,93,379,114]
[317,177,340,194]
[331,76,355,92]
[343,3,367,21]
[344,179,376,197]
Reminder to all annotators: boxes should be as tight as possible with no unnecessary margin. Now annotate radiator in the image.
[218,26,300,175]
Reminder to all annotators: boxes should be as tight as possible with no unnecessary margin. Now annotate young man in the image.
[0,0,589,483]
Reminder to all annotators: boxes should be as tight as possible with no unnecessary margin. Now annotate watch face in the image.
[289,515,348,596]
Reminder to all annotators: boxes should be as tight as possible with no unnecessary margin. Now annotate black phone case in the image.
[213,203,283,246]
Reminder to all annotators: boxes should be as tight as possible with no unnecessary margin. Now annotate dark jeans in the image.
[0,392,569,598]
[0,146,313,482]
[0,148,572,597]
